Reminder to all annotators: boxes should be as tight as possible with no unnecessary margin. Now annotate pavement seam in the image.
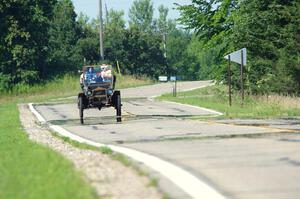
[205,120,297,133]
[161,100,223,116]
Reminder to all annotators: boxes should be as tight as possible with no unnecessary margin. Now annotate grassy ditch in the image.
[0,103,97,199]
[158,85,300,119]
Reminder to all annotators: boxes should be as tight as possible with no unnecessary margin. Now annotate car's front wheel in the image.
[115,93,122,123]
[78,96,84,124]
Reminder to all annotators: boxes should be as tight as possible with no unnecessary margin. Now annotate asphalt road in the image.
[34,81,300,199]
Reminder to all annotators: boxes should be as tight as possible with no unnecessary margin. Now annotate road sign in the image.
[224,48,247,66]
[170,76,177,81]
[224,48,247,106]
[159,76,168,82]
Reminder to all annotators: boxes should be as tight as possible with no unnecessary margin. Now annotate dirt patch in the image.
[18,104,162,199]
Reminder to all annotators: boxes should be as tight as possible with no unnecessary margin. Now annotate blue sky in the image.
[72,0,191,21]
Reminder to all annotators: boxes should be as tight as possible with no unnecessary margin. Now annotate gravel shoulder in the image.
[18,104,163,199]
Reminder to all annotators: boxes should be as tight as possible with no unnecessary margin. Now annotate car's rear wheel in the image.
[79,96,84,124]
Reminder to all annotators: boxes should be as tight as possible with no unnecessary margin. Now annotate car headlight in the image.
[107,89,113,95]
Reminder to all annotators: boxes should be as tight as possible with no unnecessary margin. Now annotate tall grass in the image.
[115,74,153,89]
[0,74,153,103]
[159,85,300,118]
[254,94,300,109]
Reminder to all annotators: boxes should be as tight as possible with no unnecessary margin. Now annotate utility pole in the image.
[99,0,104,61]
[105,2,109,25]
[163,32,167,59]
[163,23,167,75]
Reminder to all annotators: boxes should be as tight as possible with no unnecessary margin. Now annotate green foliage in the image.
[104,9,127,64]
[123,28,166,77]
[0,73,11,92]
[232,0,300,94]
[129,0,154,32]
[157,5,169,34]
[0,0,56,85]
[178,0,237,49]
[47,0,80,74]
[178,0,300,94]
[0,0,213,92]
[0,103,97,199]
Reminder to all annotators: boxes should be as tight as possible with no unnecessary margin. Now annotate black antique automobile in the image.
[78,65,121,124]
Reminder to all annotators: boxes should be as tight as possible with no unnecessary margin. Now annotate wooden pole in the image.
[228,55,232,106]
[99,0,104,61]
[173,78,177,97]
[116,60,121,75]
[241,49,244,106]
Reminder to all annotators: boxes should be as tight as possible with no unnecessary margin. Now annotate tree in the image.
[129,0,154,32]
[177,0,239,82]
[166,29,199,80]
[0,0,56,89]
[177,0,238,50]
[47,0,79,75]
[157,5,168,34]
[232,0,300,93]
[104,9,127,66]
[123,29,165,77]
[178,0,300,94]
[187,36,220,80]
[106,9,126,29]
[74,13,99,65]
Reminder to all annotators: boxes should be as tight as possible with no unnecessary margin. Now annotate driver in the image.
[85,67,96,84]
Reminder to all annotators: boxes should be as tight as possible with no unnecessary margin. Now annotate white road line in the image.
[28,103,227,199]
[150,82,223,116]
[163,101,223,116]
[147,82,214,101]
[28,103,47,123]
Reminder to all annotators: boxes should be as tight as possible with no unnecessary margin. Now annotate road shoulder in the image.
[18,104,163,199]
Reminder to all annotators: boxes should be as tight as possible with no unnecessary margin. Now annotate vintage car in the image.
[78,65,121,124]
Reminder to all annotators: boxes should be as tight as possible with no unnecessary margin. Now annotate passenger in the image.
[100,65,112,82]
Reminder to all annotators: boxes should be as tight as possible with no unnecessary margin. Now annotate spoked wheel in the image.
[116,93,122,123]
[78,96,84,124]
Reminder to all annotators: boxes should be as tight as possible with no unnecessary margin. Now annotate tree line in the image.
[1,0,299,94]
[0,0,212,92]
[178,0,300,94]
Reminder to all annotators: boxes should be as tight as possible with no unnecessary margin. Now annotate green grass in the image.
[0,103,97,199]
[158,85,300,119]
[115,74,153,89]
[0,74,154,199]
